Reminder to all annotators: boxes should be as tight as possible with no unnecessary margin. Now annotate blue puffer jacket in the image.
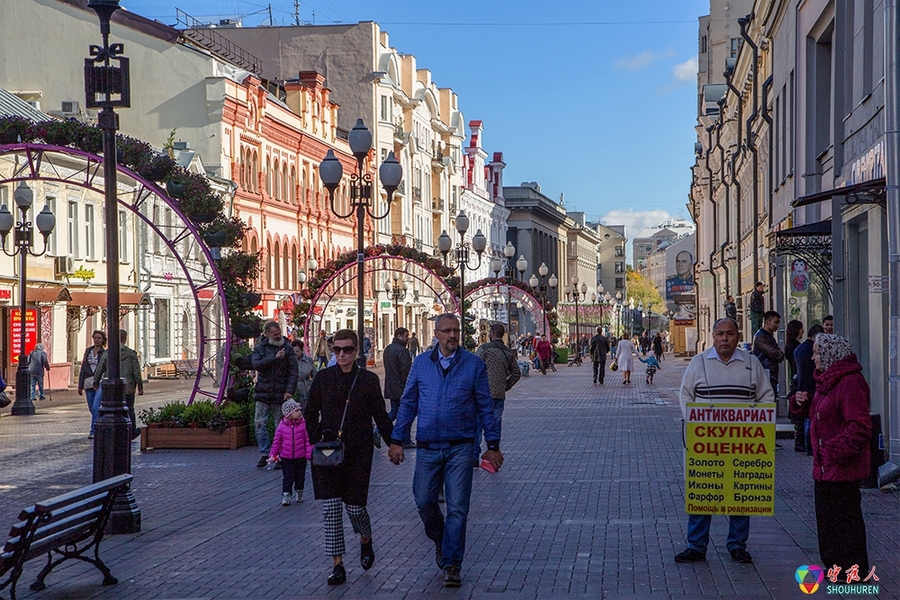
[392,345,498,446]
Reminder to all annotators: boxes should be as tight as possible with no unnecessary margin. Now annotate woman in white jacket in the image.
[615,337,636,384]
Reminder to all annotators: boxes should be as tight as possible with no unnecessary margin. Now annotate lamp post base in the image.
[10,366,35,416]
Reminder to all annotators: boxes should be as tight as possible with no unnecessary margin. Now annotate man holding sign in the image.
[674,318,774,565]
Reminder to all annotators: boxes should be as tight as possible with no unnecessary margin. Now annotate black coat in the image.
[306,365,393,505]
[382,339,411,400]
[251,339,299,404]
[588,334,609,362]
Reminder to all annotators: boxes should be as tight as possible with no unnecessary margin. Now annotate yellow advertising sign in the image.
[684,403,777,516]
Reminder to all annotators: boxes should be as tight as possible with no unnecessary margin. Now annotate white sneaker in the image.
[296,490,304,503]
[281,492,291,506]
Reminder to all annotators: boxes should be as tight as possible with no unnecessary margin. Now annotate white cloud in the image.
[672,56,698,82]
[614,50,674,72]
[599,209,673,237]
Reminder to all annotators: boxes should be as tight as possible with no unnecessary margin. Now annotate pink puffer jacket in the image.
[269,418,313,461]
[810,354,872,482]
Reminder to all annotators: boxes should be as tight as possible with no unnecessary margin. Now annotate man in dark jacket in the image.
[588,327,610,384]
[382,327,413,448]
[748,282,765,334]
[389,313,502,588]
[474,323,521,463]
[790,324,824,452]
[752,310,784,397]
[252,321,299,467]
[94,329,144,440]
[724,295,737,321]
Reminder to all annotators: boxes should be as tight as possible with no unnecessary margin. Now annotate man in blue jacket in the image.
[389,313,504,588]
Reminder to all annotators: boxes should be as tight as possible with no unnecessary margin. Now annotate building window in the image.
[380,96,390,122]
[118,209,128,261]
[615,246,624,256]
[615,262,624,273]
[154,298,170,358]
[45,196,57,255]
[729,38,743,59]
[84,204,95,259]
[67,200,79,257]
[615,277,624,289]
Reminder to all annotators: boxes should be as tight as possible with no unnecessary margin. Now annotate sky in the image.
[121,0,709,237]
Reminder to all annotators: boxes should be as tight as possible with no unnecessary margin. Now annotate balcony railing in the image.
[412,186,422,205]
[432,197,444,212]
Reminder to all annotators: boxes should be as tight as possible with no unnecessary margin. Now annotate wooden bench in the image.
[0,474,131,600]
[152,363,178,379]
[172,359,199,379]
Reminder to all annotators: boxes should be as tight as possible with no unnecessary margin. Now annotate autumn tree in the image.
[624,266,665,311]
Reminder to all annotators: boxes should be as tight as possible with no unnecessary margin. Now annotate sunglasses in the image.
[333,345,357,355]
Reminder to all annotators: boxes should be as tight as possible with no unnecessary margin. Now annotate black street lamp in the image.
[490,242,527,333]
[383,274,408,330]
[615,291,623,337]
[319,119,402,368]
[528,263,558,338]
[564,275,588,361]
[438,211,487,325]
[0,182,55,416]
[84,0,140,534]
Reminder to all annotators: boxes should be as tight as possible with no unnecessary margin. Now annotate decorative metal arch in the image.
[304,254,459,348]
[464,282,549,335]
[773,219,833,301]
[0,143,231,404]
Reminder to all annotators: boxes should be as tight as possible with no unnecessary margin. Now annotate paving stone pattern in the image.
[0,355,897,599]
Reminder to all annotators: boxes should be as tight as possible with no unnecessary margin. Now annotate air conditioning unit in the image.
[60,100,80,115]
[55,256,75,276]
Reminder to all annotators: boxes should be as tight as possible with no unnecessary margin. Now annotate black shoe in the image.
[361,541,375,570]
[674,548,706,563]
[593,379,597,383]
[730,548,752,563]
[373,430,382,449]
[257,456,268,468]
[274,459,282,470]
[131,427,142,440]
[435,544,443,570]
[444,566,462,587]
[327,563,346,585]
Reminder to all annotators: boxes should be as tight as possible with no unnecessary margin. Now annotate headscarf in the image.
[814,334,853,372]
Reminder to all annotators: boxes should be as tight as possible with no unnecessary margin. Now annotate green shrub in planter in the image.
[158,401,187,421]
[182,400,217,427]
[220,401,244,421]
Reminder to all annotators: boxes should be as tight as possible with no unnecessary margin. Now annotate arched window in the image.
[301,166,307,207]
[266,240,272,287]
[273,240,281,289]
[273,159,281,200]
[252,150,259,193]
[282,164,289,205]
[282,247,290,290]
[289,166,296,204]
[291,245,298,288]
[266,157,272,197]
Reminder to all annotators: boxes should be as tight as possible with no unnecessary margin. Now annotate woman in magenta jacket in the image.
[799,334,872,573]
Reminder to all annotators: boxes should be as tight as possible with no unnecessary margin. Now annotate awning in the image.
[792,178,886,208]
[26,286,71,303]
[69,291,150,307]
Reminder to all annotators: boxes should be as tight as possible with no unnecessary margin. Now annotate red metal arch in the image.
[465,282,549,335]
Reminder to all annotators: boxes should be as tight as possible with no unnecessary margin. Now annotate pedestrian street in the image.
[0,355,897,599]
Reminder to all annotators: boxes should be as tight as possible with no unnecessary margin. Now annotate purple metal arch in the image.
[303,254,459,349]
[0,143,231,404]
[465,282,550,335]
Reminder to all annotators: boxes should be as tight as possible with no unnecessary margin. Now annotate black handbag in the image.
[311,370,359,468]
[0,390,10,409]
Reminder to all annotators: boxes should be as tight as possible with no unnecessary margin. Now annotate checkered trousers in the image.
[322,497,372,556]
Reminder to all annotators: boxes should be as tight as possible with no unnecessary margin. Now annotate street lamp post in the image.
[614,291,622,337]
[319,119,402,368]
[383,275,408,330]
[528,263,558,339]
[0,183,55,416]
[565,275,588,361]
[83,0,141,533]
[437,211,487,326]
[490,242,527,334]
[629,298,636,338]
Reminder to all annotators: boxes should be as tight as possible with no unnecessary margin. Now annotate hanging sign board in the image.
[10,308,38,364]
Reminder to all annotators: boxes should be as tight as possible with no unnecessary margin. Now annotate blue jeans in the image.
[86,388,101,434]
[413,443,474,568]
[474,399,504,462]
[29,374,45,400]
[254,402,282,453]
[686,514,750,553]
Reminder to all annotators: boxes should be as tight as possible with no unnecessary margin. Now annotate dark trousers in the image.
[281,457,307,494]
[124,393,136,431]
[592,359,606,383]
[814,480,869,573]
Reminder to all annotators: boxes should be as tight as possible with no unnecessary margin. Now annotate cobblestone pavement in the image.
[0,355,897,599]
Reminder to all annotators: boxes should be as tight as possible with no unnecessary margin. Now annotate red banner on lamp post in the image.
[10,309,38,364]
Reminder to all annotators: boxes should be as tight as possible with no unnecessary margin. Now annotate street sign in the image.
[10,308,38,363]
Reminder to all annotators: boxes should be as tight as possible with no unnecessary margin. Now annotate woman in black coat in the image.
[305,329,393,586]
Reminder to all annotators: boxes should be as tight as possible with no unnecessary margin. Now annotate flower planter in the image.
[140,425,249,451]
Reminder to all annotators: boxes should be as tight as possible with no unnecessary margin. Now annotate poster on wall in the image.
[10,308,38,364]
[666,250,695,301]
[789,258,810,297]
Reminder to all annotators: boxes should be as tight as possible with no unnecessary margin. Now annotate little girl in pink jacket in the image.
[268,399,313,505]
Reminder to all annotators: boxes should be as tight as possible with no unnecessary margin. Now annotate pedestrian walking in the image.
[77,330,107,439]
[789,324,824,453]
[674,318,774,565]
[752,310,785,397]
[27,343,51,401]
[784,320,804,383]
[638,354,660,384]
[290,339,316,410]
[314,329,329,369]
[535,334,553,375]
[267,399,313,506]
[93,329,144,440]
[748,281,765,334]
[408,331,421,358]
[588,327,610,384]
[800,334,872,573]
[251,322,299,468]
[640,331,651,355]
[724,295,737,321]
[653,332,664,363]
[474,323,520,464]
[388,313,503,588]
[614,336,636,384]
[306,329,394,585]
[382,327,413,448]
